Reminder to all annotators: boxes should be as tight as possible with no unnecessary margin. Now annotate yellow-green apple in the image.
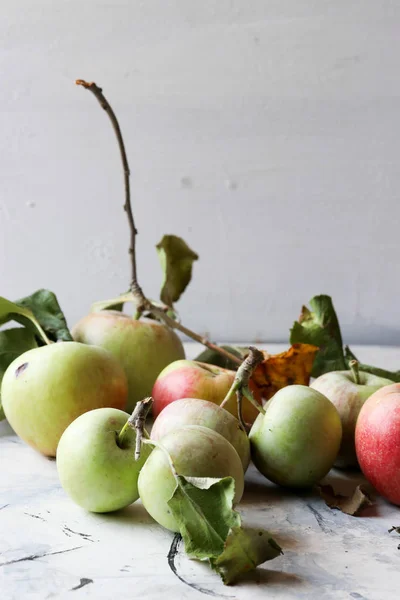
[151,359,262,424]
[249,385,342,488]
[311,370,393,467]
[72,311,185,411]
[1,342,127,457]
[57,407,151,512]
[151,398,250,470]
[138,425,244,531]
[355,383,400,506]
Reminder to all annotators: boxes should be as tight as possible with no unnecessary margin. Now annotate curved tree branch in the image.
[76,79,242,367]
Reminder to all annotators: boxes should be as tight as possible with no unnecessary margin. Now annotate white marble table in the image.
[1,344,400,600]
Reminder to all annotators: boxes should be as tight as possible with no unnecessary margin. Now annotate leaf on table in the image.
[0,296,51,345]
[15,289,72,342]
[388,526,400,535]
[210,527,283,585]
[168,476,240,559]
[290,295,346,377]
[194,345,249,370]
[250,344,318,401]
[156,235,198,306]
[168,475,282,585]
[316,484,373,516]
[0,328,38,421]
[344,346,400,383]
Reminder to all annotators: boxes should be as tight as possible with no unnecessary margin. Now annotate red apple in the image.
[151,359,262,424]
[355,383,400,506]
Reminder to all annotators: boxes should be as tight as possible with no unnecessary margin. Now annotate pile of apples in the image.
[2,307,399,522]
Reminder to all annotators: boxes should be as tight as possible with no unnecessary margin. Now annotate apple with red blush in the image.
[355,383,400,506]
[151,359,262,424]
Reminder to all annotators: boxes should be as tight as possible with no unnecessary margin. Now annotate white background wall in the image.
[1,1,400,344]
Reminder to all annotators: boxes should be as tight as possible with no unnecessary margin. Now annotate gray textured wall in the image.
[1,1,400,344]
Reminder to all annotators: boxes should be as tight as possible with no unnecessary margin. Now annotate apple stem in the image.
[220,346,266,424]
[75,79,242,368]
[117,397,153,458]
[349,359,361,384]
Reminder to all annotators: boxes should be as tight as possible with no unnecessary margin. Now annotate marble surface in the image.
[1,344,400,600]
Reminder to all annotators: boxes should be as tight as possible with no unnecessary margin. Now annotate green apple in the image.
[151,398,250,471]
[138,425,244,532]
[311,369,393,467]
[72,311,185,411]
[57,408,151,512]
[1,342,128,457]
[249,385,342,488]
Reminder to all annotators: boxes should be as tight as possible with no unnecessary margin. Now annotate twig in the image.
[76,79,242,367]
[118,397,153,459]
[75,79,144,301]
[220,346,265,423]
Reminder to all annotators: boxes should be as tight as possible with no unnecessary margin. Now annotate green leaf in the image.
[0,328,38,421]
[0,297,51,345]
[156,235,198,306]
[168,476,240,559]
[210,527,283,585]
[15,289,72,342]
[90,293,134,314]
[344,346,400,382]
[194,345,248,370]
[167,475,282,585]
[290,295,346,377]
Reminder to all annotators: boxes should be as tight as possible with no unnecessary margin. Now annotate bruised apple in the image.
[72,311,184,411]
[1,342,128,457]
[138,425,244,531]
[151,398,250,470]
[151,359,262,424]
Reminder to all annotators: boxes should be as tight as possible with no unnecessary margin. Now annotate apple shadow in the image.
[98,501,155,526]
[237,566,304,588]
[241,477,295,507]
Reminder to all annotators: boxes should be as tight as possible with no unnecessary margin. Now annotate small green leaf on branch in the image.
[156,235,198,306]
[290,295,346,377]
[90,293,134,314]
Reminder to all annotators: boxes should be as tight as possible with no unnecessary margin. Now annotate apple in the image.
[72,311,185,411]
[311,370,393,467]
[151,398,250,470]
[249,385,342,488]
[138,425,245,532]
[1,342,128,457]
[355,383,400,506]
[151,359,262,424]
[57,407,152,512]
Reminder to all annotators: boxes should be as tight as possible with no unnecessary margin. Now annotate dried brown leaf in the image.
[250,343,318,402]
[317,484,373,516]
